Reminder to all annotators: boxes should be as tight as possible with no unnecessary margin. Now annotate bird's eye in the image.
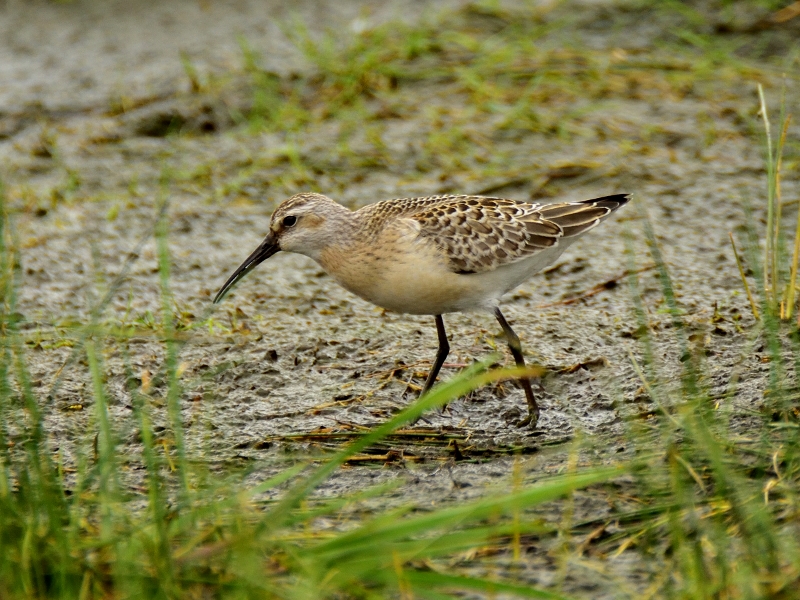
[282,215,297,227]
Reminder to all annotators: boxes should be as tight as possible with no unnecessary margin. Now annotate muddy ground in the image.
[2,0,799,596]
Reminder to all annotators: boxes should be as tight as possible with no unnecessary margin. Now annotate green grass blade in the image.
[312,467,620,559]
[407,570,573,599]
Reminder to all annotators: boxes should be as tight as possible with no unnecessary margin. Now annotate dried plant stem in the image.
[730,232,760,321]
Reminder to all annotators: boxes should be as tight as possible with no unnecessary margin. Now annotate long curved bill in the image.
[213,232,279,304]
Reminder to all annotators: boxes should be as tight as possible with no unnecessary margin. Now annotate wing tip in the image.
[583,193,632,211]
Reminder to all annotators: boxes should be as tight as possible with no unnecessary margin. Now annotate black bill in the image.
[213,232,279,304]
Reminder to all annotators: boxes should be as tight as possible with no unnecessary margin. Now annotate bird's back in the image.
[356,193,630,275]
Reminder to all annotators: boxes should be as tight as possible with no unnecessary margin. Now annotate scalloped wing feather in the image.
[406,194,630,274]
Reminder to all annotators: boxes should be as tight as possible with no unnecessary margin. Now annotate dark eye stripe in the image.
[282,215,297,227]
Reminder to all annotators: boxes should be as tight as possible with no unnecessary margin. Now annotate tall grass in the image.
[623,219,800,596]
[752,84,795,321]
[616,90,800,594]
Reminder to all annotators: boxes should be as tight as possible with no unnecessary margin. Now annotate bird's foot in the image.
[515,408,540,429]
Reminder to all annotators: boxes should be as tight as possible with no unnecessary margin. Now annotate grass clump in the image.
[615,195,800,596]
[753,85,795,322]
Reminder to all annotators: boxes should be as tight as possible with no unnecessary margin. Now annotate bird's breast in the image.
[316,231,501,315]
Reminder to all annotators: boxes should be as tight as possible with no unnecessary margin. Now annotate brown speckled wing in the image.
[407,194,630,274]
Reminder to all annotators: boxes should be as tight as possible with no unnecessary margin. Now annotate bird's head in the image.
[213,193,349,303]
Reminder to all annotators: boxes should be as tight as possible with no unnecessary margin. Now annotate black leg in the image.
[421,315,450,396]
[494,307,539,428]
